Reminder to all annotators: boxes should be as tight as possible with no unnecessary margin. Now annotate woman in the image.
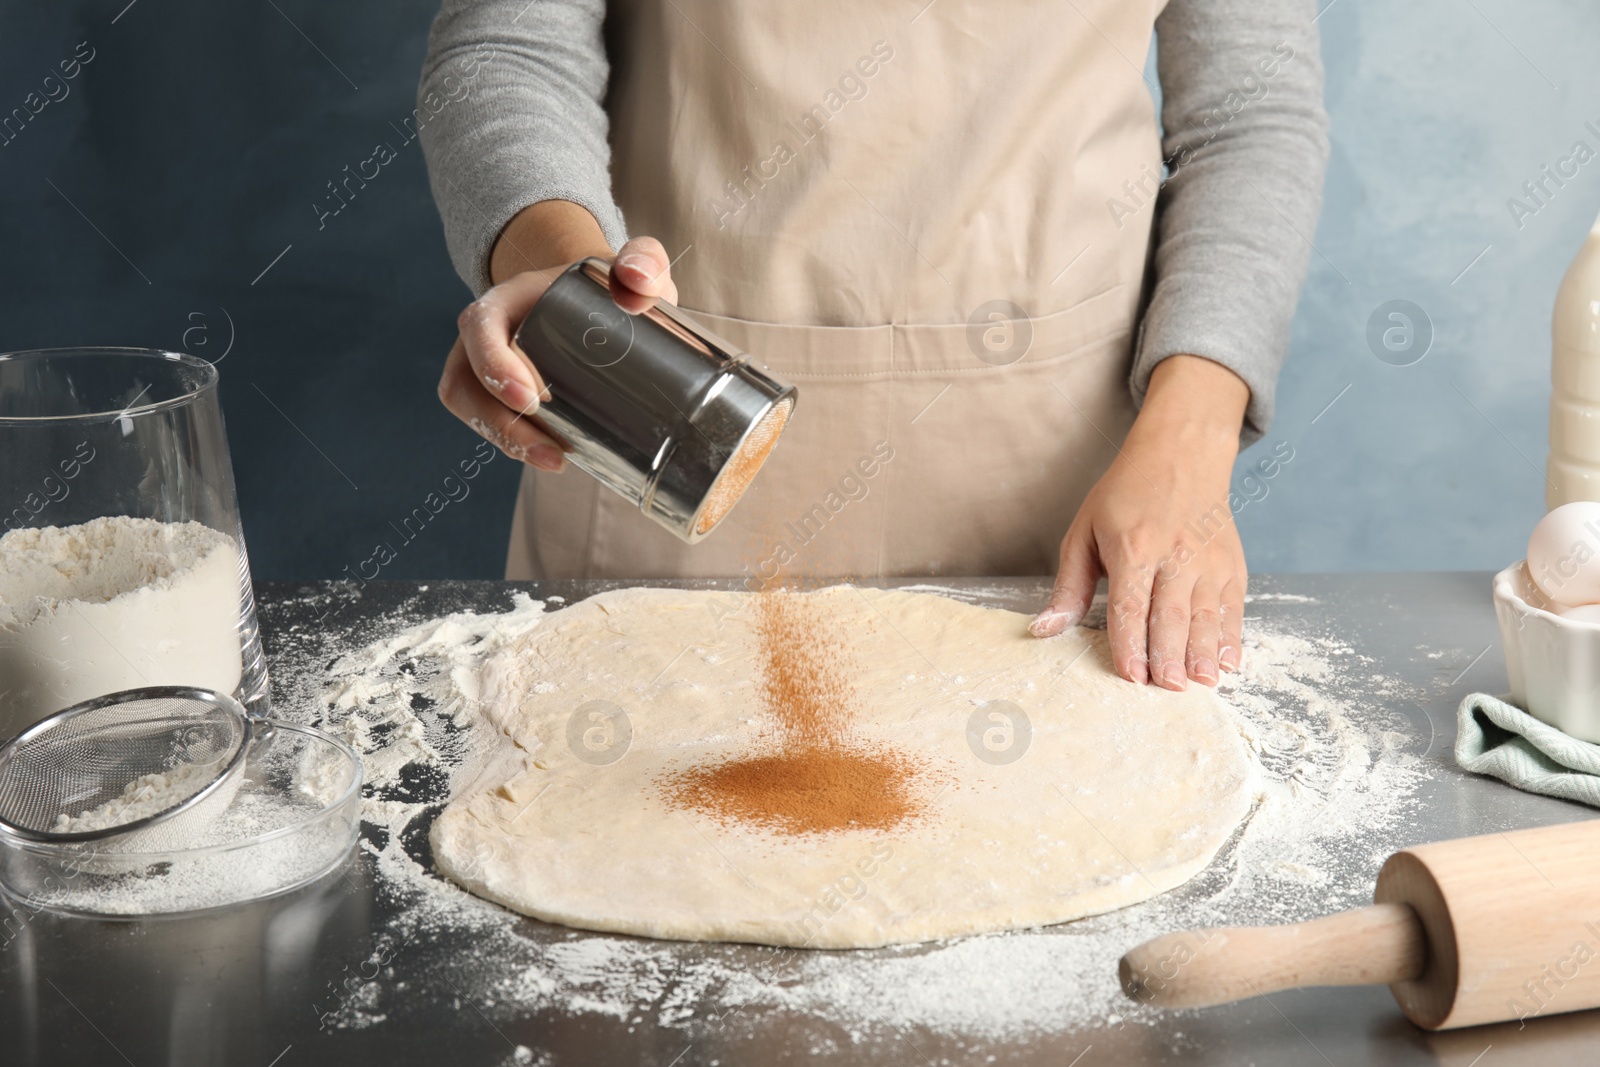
[418,0,1328,691]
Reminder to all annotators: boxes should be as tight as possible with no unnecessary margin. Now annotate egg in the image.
[1562,604,1600,625]
[1528,501,1600,607]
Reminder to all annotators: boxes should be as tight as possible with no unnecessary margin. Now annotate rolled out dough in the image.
[433,586,1258,948]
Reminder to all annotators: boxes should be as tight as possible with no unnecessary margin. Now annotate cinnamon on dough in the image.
[661,589,930,835]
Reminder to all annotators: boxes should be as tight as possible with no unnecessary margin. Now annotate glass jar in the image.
[0,347,268,738]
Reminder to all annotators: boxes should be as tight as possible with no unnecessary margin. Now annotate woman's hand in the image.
[1030,356,1251,690]
[436,199,677,470]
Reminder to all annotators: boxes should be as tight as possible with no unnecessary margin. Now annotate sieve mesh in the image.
[0,690,249,843]
[696,397,793,535]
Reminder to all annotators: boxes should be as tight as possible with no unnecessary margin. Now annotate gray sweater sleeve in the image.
[417,0,625,294]
[1138,0,1331,443]
[419,0,1328,439]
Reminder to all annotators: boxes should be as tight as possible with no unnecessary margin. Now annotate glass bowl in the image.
[0,721,362,917]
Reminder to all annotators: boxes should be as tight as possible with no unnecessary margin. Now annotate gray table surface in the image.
[4,572,1598,1067]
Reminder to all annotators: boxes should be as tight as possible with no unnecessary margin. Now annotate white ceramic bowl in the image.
[1494,561,1600,743]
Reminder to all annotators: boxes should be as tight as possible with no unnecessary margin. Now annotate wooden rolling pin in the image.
[1120,820,1600,1030]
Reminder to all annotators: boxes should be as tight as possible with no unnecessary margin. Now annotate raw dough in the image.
[433,586,1258,948]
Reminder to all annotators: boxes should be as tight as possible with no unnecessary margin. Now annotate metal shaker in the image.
[513,258,796,543]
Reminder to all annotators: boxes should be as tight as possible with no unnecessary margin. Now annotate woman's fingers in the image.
[1147,554,1199,691]
[610,235,678,313]
[1041,504,1249,688]
[441,237,682,472]
[1032,520,1100,637]
[1103,543,1154,686]
[1098,529,1243,689]
[438,337,566,471]
[1185,574,1225,687]
[457,271,557,414]
[1219,567,1246,673]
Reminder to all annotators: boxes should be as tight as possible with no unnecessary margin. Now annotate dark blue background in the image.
[0,0,518,580]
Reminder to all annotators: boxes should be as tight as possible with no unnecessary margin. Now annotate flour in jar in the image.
[0,516,245,738]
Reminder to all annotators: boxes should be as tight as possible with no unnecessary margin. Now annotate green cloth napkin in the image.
[1456,693,1600,807]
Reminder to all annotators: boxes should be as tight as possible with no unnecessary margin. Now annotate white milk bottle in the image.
[1549,209,1600,508]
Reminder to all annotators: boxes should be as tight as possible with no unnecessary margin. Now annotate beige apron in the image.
[509,0,1168,582]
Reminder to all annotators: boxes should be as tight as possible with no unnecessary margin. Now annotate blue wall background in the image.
[1233,1,1600,572]
[2,0,1597,578]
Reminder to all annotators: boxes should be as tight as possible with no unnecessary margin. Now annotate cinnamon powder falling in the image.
[751,588,852,749]
[661,589,929,836]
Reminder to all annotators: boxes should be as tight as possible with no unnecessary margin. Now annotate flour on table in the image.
[293,587,1427,1043]
[318,593,549,795]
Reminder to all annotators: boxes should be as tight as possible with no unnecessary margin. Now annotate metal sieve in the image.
[514,258,798,543]
[0,686,252,851]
